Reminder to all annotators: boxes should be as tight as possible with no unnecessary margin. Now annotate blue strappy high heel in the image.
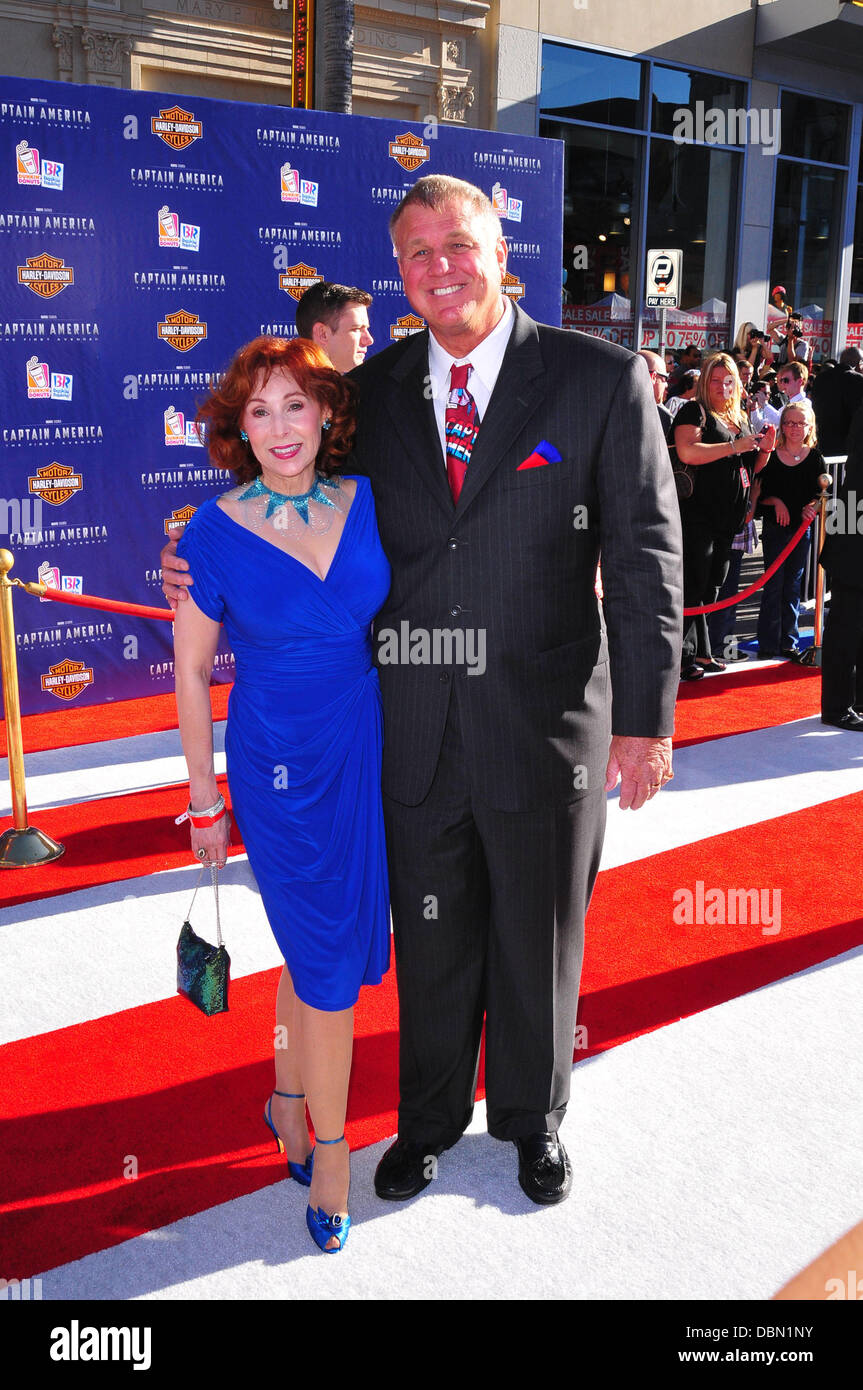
[306,1135,350,1253]
[263,1090,314,1186]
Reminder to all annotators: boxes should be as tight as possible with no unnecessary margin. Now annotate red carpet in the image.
[0,774,242,909]
[673,662,820,747]
[3,782,861,1277]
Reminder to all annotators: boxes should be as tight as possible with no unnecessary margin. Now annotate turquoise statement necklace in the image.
[239,472,341,525]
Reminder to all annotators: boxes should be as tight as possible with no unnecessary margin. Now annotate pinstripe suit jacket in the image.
[350,303,683,812]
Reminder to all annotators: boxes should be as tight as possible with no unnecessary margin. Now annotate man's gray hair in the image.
[389,175,502,249]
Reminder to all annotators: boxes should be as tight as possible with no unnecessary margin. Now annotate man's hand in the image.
[161,526,192,609]
[605,735,673,811]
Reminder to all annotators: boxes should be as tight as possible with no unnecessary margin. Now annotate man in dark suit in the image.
[348,176,682,1204]
[820,407,863,730]
[810,347,863,457]
[162,175,682,1205]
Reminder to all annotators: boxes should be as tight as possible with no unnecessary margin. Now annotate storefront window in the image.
[779,92,849,166]
[651,66,746,140]
[770,159,845,358]
[643,142,737,351]
[540,44,741,353]
[540,44,643,129]
[541,122,640,347]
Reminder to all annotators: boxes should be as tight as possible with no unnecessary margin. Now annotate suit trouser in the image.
[681,513,735,661]
[821,584,863,717]
[382,686,607,1145]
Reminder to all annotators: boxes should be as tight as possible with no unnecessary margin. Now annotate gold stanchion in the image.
[0,549,64,867]
[799,474,831,670]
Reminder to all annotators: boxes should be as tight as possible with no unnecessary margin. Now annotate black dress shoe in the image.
[821,709,863,731]
[515,1132,573,1206]
[679,662,705,681]
[374,1138,447,1201]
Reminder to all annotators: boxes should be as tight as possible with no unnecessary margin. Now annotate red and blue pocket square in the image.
[517,441,562,471]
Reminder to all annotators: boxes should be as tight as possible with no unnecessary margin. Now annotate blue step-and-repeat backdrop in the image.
[0,75,563,714]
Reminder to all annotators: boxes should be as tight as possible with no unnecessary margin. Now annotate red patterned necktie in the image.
[445,362,480,503]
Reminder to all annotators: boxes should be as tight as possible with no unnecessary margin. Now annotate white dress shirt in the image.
[763,388,807,428]
[427,297,514,463]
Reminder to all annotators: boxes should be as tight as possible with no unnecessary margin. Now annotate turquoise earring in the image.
[240,429,249,442]
[322,419,331,431]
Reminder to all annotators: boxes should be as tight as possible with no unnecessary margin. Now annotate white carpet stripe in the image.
[31,948,863,1301]
[0,724,226,816]
[0,857,282,1046]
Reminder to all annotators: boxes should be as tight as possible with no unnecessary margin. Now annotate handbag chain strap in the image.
[185,863,224,949]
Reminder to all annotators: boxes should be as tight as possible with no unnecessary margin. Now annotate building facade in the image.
[4,0,863,357]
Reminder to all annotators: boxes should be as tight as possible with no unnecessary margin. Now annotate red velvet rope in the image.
[31,515,815,625]
[682,515,814,616]
[40,587,175,622]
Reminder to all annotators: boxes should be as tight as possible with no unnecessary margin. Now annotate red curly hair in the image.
[196,336,357,483]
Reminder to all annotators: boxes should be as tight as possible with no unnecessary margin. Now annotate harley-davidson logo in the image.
[501,270,525,301]
[17,252,74,300]
[157,309,207,353]
[163,504,197,535]
[41,656,94,702]
[151,106,203,151]
[28,463,83,506]
[278,263,323,301]
[388,132,430,173]
[390,313,425,340]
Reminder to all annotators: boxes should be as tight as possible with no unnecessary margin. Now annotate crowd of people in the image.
[639,312,863,715]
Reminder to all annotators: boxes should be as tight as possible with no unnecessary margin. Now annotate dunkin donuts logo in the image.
[28,463,83,506]
[16,141,64,190]
[41,656,94,701]
[151,106,203,151]
[164,504,197,534]
[157,309,207,353]
[278,262,323,301]
[501,270,525,302]
[390,313,425,340]
[388,132,430,172]
[17,252,74,299]
[26,357,73,401]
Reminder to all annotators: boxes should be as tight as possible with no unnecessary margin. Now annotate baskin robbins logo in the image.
[16,141,63,190]
[501,270,525,302]
[150,106,203,151]
[388,132,430,173]
[163,405,204,448]
[280,163,318,207]
[157,309,207,353]
[491,181,522,223]
[17,252,74,299]
[26,357,73,401]
[28,463,83,506]
[390,313,425,341]
[157,207,200,252]
[40,656,94,701]
[279,262,323,301]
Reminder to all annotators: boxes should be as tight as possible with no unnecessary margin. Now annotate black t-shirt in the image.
[673,400,754,531]
[757,449,825,526]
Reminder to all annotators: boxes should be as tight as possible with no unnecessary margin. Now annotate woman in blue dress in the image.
[173,336,391,1253]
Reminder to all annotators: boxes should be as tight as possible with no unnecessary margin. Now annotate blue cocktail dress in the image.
[177,475,391,1010]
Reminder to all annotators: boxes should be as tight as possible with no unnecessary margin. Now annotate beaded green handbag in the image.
[177,865,230,1016]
